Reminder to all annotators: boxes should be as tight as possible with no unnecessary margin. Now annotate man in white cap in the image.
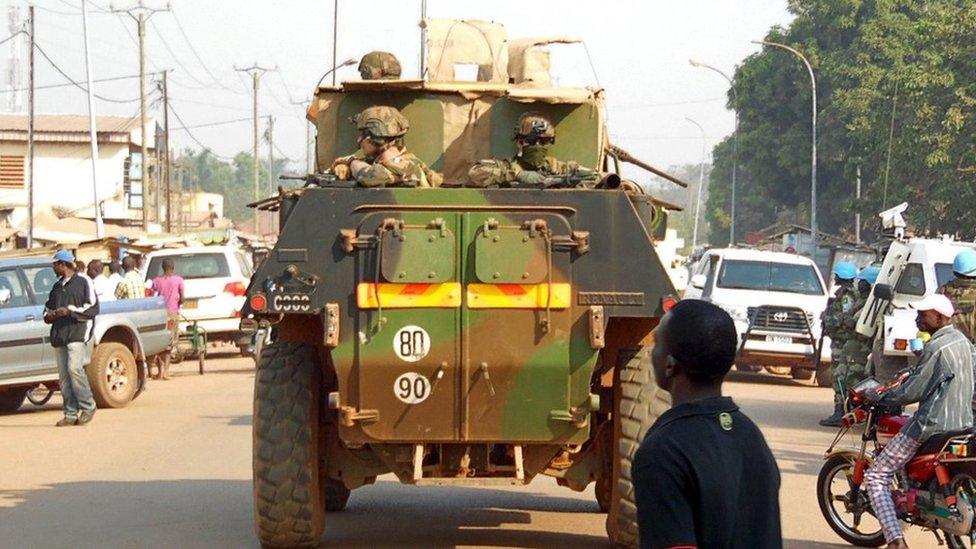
[863,293,975,549]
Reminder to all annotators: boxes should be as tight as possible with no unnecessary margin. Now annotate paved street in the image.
[1,352,930,548]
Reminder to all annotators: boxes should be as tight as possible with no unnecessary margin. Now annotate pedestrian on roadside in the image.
[114,255,145,300]
[633,299,781,548]
[107,259,123,294]
[87,259,115,302]
[151,258,184,380]
[44,249,99,426]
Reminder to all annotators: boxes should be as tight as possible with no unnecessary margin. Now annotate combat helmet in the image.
[352,106,409,140]
[359,51,402,80]
[513,112,556,143]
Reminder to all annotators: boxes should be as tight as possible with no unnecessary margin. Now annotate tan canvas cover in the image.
[424,19,508,83]
[508,37,581,87]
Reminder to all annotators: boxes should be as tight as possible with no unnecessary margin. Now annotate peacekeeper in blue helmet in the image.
[939,249,976,342]
[820,261,860,426]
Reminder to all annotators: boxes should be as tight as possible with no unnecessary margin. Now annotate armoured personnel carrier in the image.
[243,20,686,548]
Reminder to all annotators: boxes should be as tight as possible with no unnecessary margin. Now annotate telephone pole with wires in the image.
[111,2,170,230]
[265,115,274,233]
[235,63,275,234]
[160,69,172,232]
[26,6,34,247]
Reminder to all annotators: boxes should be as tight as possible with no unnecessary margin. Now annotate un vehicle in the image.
[242,21,684,548]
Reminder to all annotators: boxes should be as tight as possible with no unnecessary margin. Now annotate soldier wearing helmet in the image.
[820,261,861,426]
[938,249,976,341]
[467,112,595,187]
[331,106,442,187]
[358,51,402,80]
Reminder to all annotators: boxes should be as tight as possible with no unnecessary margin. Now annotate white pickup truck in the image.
[685,248,830,383]
[0,257,172,413]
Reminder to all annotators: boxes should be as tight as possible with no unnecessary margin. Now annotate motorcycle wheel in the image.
[946,474,976,549]
[817,454,885,547]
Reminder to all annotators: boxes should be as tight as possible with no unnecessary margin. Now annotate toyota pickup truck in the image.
[0,257,172,413]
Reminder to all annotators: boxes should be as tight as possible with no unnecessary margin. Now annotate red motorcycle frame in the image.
[817,376,976,547]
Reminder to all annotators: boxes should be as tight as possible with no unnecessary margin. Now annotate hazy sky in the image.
[1,0,793,178]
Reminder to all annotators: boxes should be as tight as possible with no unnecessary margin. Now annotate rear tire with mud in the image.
[0,387,28,413]
[606,346,671,547]
[253,342,324,548]
[88,342,138,408]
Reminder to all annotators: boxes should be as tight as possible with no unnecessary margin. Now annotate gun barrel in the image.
[608,145,690,188]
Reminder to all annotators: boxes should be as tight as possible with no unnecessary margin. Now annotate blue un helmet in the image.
[953,249,976,277]
[857,266,881,285]
[833,261,857,281]
[52,249,75,264]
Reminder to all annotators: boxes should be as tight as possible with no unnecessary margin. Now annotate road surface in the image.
[0,352,931,548]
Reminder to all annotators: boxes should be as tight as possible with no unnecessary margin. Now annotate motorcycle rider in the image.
[820,261,860,426]
[863,293,976,549]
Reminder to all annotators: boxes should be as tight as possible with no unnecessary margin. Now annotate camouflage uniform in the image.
[835,291,872,403]
[939,277,976,342]
[332,106,442,188]
[823,284,861,412]
[358,51,401,80]
[467,112,596,187]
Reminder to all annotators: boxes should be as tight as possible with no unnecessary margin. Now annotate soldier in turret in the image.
[467,112,596,187]
[358,51,402,80]
[331,106,442,187]
[939,249,976,342]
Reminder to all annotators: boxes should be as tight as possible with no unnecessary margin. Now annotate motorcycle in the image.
[817,376,976,547]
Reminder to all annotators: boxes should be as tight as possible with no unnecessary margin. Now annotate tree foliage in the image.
[706,0,975,245]
[176,150,291,223]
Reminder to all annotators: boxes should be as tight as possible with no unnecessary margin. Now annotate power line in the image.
[0,30,24,48]
[168,103,237,160]
[32,40,142,103]
[171,116,252,130]
[0,71,155,94]
[148,18,215,89]
[169,8,239,94]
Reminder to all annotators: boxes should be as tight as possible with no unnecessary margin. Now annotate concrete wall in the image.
[0,140,135,227]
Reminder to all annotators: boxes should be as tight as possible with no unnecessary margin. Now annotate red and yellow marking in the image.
[357,282,462,309]
[356,282,572,309]
[466,283,571,309]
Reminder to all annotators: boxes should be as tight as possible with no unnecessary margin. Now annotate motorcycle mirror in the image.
[873,283,893,301]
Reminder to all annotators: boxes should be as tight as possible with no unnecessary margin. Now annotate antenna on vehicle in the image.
[419,0,428,80]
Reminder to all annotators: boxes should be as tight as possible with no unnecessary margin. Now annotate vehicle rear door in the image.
[0,267,46,379]
[147,252,241,321]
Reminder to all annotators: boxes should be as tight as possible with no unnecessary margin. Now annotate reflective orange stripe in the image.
[466,283,571,309]
[356,283,462,309]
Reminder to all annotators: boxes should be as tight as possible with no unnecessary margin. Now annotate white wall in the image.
[0,141,133,226]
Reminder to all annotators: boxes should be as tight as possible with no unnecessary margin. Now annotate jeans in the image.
[55,342,96,418]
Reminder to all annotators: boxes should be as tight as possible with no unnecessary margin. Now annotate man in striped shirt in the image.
[864,293,975,549]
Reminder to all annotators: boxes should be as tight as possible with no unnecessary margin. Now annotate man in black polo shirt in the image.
[44,249,99,426]
[633,299,781,548]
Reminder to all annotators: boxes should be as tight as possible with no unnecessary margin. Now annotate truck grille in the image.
[746,306,813,334]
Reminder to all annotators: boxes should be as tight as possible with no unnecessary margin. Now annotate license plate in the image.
[183,299,198,309]
[766,335,792,344]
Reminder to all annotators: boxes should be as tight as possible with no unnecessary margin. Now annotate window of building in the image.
[0,156,25,188]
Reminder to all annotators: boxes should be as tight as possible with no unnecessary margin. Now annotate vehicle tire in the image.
[735,363,761,373]
[253,342,325,548]
[26,383,55,406]
[816,363,832,387]
[88,342,138,409]
[595,473,611,513]
[0,388,28,413]
[791,368,815,381]
[946,473,976,549]
[323,478,350,512]
[606,346,671,547]
[816,454,884,547]
[764,365,791,376]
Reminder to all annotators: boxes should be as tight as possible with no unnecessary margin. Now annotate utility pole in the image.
[161,69,171,232]
[112,2,169,231]
[235,63,275,234]
[81,0,103,239]
[290,99,313,174]
[331,0,338,86]
[855,165,861,245]
[266,115,274,234]
[685,117,706,251]
[26,6,34,247]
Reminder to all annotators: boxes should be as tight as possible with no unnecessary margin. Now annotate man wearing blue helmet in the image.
[820,262,860,426]
[832,267,879,398]
[939,249,976,342]
[44,249,99,426]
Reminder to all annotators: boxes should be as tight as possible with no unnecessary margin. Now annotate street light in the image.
[689,58,738,246]
[314,57,358,90]
[752,40,818,257]
[684,117,706,251]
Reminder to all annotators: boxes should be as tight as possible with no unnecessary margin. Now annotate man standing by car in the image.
[115,255,145,300]
[44,250,99,426]
[151,258,184,380]
[820,261,860,426]
[87,260,115,302]
[633,299,781,548]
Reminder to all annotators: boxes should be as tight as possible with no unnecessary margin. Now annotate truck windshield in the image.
[716,260,824,295]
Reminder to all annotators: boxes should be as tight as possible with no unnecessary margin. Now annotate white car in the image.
[685,248,830,383]
[143,246,254,355]
[857,236,976,357]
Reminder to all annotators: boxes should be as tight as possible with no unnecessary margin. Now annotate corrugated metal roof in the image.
[0,114,147,144]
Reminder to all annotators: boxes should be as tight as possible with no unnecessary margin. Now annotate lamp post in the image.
[684,117,706,251]
[314,58,357,90]
[689,59,738,246]
[753,40,818,257]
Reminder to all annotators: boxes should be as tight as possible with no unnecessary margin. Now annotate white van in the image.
[685,248,830,382]
[143,246,254,355]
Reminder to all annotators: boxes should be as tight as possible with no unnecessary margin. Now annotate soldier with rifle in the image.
[820,262,861,427]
